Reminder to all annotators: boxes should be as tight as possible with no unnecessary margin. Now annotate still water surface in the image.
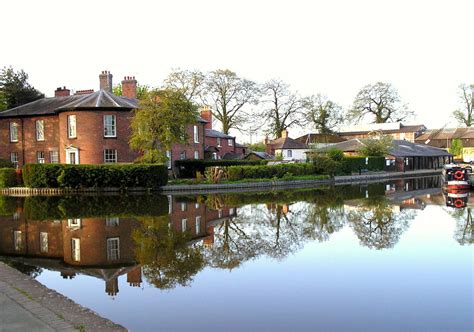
[0,176,472,331]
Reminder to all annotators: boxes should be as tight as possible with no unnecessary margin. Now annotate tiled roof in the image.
[269,136,307,150]
[295,133,346,144]
[339,124,426,136]
[415,127,474,141]
[205,129,234,139]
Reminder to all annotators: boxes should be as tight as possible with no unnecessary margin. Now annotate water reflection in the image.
[0,175,471,300]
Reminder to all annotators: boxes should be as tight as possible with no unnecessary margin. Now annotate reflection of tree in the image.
[302,204,345,242]
[133,216,204,289]
[347,197,414,249]
[2,259,42,278]
[453,208,473,246]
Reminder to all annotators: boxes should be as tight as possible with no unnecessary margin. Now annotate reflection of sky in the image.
[36,205,473,331]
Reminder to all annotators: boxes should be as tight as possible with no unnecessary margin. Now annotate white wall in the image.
[275,149,308,161]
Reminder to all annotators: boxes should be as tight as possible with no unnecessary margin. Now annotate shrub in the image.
[22,164,168,189]
[0,159,14,168]
[340,156,385,174]
[226,163,322,181]
[327,149,344,162]
[175,159,268,178]
[0,168,17,188]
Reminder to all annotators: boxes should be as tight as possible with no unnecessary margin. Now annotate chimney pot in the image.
[121,75,137,98]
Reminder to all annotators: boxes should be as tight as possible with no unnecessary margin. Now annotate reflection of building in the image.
[0,197,239,296]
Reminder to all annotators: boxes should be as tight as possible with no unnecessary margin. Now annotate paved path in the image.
[0,262,126,332]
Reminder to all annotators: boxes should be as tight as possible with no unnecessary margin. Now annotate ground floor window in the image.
[181,219,187,232]
[195,216,201,234]
[10,152,18,168]
[104,149,117,163]
[71,238,80,261]
[40,232,48,253]
[37,151,45,163]
[287,150,292,158]
[49,150,59,163]
[194,150,199,159]
[166,150,172,169]
[13,231,22,251]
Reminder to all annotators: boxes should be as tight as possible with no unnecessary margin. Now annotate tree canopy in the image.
[112,83,150,99]
[347,82,412,124]
[360,132,393,157]
[129,89,199,163]
[452,84,474,127]
[302,94,343,134]
[162,68,205,103]
[0,66,44,110]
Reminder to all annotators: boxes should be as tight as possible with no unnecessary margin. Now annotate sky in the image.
[2,0,473,142]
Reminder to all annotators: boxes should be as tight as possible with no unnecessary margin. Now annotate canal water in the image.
[0,176,472,331]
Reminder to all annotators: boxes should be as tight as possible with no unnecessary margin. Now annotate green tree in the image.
[452,84,474,127]
[162,68,205,103]
[302,94,343,134]
[246,142,266,152]
[449,138,463,157]
[0,66,44,110]
[202,69,260,134]
[348,82,412,123]
[360,133,393,157]
[260,79,302,138]
[129,89,198,163]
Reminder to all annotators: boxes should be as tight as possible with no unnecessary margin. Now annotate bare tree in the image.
[201,69,260,134]
[347,82,412,123]
[260,79,303,138]
[162,68,205,104]
[302,94,343,134]
[453,84,474,127]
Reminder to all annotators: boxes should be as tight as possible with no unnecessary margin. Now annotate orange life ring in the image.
[454,199,464,208]
[453,170,464,180]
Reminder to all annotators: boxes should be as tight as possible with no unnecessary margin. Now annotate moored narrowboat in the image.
[441,164,471,190]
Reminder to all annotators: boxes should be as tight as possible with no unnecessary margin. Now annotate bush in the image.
[0,168,17,188]
[327,149,344,162]
[0,159,14,168]
[22,164,168,189]
[175,159,268,178]
[226,163,323,181]
[340,156,385,174]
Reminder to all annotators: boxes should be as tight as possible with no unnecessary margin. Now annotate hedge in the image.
[0,159,14,168]
[175,159,268,178]
[22,164,168,189]
[226,163,320,181]
[0,168,18,188]
[341,156,385,174]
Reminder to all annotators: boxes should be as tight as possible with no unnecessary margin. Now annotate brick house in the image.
[0,71,206,170]
[200,108,246,159]
[338,122,426,143]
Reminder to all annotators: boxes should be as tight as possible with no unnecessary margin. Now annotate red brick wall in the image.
[169,123,205,171]
[58,110,139,164]
[204,136,237,158]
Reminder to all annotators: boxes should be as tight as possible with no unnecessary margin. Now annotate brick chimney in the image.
[74,89,94,95]
[99,70,113,93]
[121,76,137,99]
[54,86,70,97]
[200,107,213,130]
[281,129,288,138]
[127,266,142,287]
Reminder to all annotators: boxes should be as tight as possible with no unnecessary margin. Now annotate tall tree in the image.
[452,84,474,127]
[302,94,343,134]
[261,79,303,138]
[112,83,150,99]
[347,82,411,123]
[201,69,259,134]
[129,89,198,163]
[162,69,205,103]
[0,66,44,110]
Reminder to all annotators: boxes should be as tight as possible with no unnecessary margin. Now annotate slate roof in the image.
[295,133,346,145]
[0,90,137,118]
[269,136,307,150]
[205,129,234,139]
[319,139,451,157]
[339,124,426,136]
[244,151,274,160]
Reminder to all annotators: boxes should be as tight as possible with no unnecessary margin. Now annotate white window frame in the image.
[104,149,117,163]
[194,150,199,159]
[195,216,201,234]
[212,152,217,160]
[65,146,79,164]
[104,115,117,138]
[49,150,59,164]
[166,150,172,169]
[106,217,119,227]
[107,237,120,261]
[287,150,292,158]
[217,137,221,147]
[37,151,45,164]
[40,232,48,253]
[13,230,22,251]
[193,125,199,143]
[67,218,81,230]
[10,152,18,168]
[168,195,173,214]
[71,238,80,261]
[10,122,18,142]
[36,120,45,141]
[180,151,186,160]
[67,115,76,138]
[181,202,187,212]
[181,218,187,232]
[228,138,233,146]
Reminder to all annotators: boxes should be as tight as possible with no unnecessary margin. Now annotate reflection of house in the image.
[338,122,426,143]
[265,130,308,161]
[320,139,453,171]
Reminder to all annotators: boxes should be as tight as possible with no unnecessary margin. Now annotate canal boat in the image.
[441,164,471,190]
[443,188,470,209]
